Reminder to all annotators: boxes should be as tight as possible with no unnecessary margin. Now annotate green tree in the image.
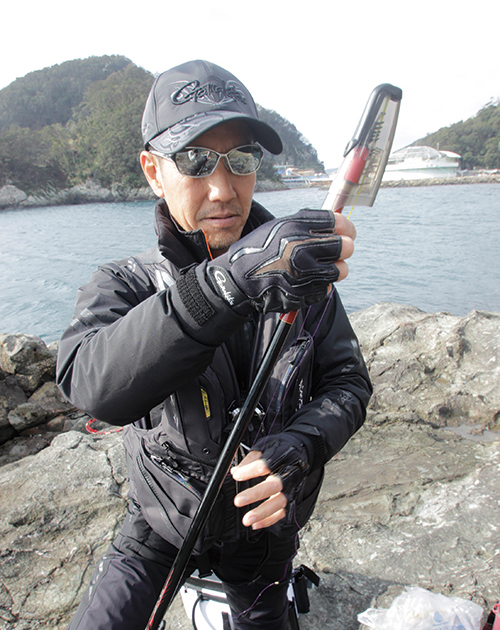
[257,106,325,173]
[0,56,131,133]
[0,55,328,194]
[415,100,500,170]
[257,157,281,183]
[0,124,72,190]
[484,137,500,169]
[73,64,154,187]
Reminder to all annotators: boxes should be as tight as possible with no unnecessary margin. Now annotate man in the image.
[57,60,372,630]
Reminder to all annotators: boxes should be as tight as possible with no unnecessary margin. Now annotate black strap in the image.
[195,551,212,578]
[222,612,232,630]
[177,265,215,326]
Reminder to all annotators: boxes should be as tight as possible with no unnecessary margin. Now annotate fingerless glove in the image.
[206,209,342,314]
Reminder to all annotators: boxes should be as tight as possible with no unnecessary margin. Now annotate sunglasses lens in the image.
[172,145,263,178]
[174,149,219,177]
[226,146,263,175]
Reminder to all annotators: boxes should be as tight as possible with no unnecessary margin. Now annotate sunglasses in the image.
[150,144,264,178]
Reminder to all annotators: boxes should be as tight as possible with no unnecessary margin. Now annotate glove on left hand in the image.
[253,434,310,503]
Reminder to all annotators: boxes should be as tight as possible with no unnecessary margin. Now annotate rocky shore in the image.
[0,179,156,210]
[1,172,499,210]
[0,303,499,629]
[0,177,286,210]
[381,172,500,188]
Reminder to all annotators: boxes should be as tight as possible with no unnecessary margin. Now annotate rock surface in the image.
[0,303,499,629]
[1,173,499,210]
[0,432,127,629]
[0,177,284,210]
[0,186,27,208]
[0,180,155,210]
[351,303,500,430]
[0,334,76,448]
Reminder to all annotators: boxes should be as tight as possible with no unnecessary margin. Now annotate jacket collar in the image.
[154,197,274,268]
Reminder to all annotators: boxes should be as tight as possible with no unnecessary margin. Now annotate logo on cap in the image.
[171,79,247,107]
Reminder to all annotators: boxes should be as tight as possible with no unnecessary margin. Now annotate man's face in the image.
[145,121,256,257]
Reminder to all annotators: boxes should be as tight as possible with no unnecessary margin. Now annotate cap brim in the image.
[148,111,283,156]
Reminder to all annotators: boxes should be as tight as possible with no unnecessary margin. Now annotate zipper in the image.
[139,451,202,501]
[160,439,219,468]
[248,313,279,385]
[220,341,242,413]
[276,335,312,405]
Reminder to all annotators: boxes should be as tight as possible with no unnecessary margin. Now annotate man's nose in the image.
[207,159,237,203]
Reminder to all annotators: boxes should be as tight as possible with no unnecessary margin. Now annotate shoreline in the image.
[380,172,500,188]
[0,172,499,211]
[0,177,287,211]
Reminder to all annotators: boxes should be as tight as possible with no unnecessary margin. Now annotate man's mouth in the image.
[203,215,240,228]
[199,208,243,229]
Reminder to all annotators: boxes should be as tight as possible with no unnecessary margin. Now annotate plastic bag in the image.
[358,586,483,630]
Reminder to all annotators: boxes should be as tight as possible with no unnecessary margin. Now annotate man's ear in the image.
[140,151,165,198]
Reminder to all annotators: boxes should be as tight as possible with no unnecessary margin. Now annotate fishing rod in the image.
[323,83,402,214]
[146,82,402,630]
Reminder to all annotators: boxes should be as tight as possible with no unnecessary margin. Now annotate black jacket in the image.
[57,198,372,550]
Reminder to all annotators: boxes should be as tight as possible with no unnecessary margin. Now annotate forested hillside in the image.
[0,56,131,133]
[414,100,500,170]
[0,56,324,193]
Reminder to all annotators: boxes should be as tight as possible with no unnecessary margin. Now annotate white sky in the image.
[2,0,498,169]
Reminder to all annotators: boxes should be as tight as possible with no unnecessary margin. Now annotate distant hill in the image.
[258,106,324,170]
[0,56,324,193]
[413,99,500,170]
[0,56,132,133]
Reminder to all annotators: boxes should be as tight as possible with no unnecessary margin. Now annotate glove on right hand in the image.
[252,434,310,504]
[206,209,342,314]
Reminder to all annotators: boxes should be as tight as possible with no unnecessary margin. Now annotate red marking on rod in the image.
[344,146,369,183]
[279,311,298,324]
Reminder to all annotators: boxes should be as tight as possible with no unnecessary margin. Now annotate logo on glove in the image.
[212,269,237,305]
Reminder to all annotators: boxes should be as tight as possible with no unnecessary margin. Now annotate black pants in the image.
[67,502,298,630]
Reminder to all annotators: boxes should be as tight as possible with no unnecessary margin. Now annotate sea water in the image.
[0,183,499,343]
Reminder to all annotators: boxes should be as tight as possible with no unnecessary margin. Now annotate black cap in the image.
[141,60,283,155]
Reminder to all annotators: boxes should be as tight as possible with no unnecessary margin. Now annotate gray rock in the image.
[0,333,56,393]
[29,381,74,417]
[5,380,72,433]
[65,179,115,203]
[7,401,49,432]
[295,423,500,629]
[0,185,27,209]
[12,179,156,209]
[0,431,128,629]
[0,335,75,444]
[0,380,27,443]
[350,303,500,429]
[0,303,499,629]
